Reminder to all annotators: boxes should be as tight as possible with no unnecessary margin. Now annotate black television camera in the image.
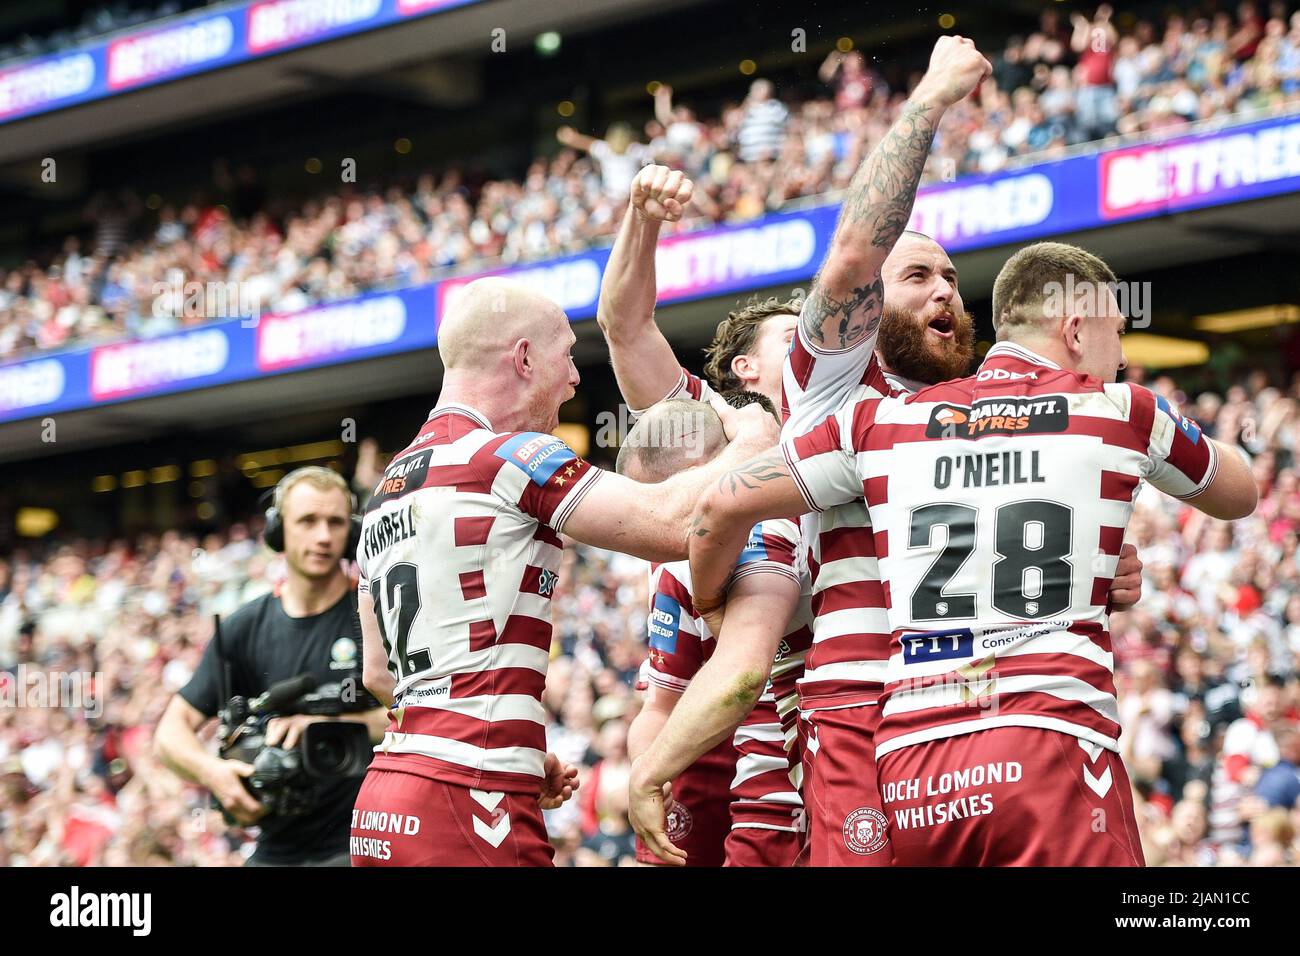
[211,618,373,820]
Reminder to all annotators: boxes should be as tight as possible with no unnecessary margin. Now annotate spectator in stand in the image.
[1229,1,1267,62]
[1071,4,1120,140]
[819,48,883,111]
[557,123,653,202]
[735,78,789,164]
[1255,726,1300,809]
[652,85,706,169]
[992,36,1034,94]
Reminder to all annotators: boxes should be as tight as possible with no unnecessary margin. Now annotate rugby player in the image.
[617,36,1130,866]
[685,241,1257,865]
[348,277,777,867]
[621,394,806,866]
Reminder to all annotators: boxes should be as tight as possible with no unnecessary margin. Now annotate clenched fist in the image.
[913,35,992,109]
[630,164,694,223]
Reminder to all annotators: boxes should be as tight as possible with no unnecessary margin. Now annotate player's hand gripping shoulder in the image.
[631,164,694,224]
[563,401,781,563]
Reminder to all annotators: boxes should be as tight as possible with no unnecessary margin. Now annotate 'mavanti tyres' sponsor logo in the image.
[107,14,235,89]
[1100,115,1300,218]
[90,328,229,400]
[256,294,407,371]
[246,0,384,53]
[0,359,66,415]
[0,52,95,119]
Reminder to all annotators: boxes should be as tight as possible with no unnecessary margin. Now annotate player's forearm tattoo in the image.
[844,99,938,249]
[801,99,937,350]
[801,276,884,350]
[717,452,789,497]
[688,511,710,539]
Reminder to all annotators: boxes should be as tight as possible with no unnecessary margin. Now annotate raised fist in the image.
[914,35,992,109]
[630,164,694,223]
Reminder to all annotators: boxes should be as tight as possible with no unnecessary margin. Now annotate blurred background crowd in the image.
[0,364,1298,867]
[3,0,1300,361]
[0,0,1297,868]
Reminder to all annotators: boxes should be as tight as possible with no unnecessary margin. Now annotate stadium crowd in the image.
[0,364,1296,867]
[3,1,1299,362]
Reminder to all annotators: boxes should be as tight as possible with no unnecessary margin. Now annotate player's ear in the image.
[731,352,756,387]
[1062,312,1085,362]
[511,338,531,378]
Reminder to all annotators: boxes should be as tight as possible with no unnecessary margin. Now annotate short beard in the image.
[526,386,560,435]
[878,305,977,386]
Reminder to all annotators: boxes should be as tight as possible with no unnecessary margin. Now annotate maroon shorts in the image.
[724,806,804,867]
[634,745,734,867]
[801,703,892,866]
[791,711,814,866]
[350,768,553,867]
[876,727,1145,867]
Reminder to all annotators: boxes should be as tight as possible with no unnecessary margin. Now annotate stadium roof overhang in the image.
[0,0,698,166]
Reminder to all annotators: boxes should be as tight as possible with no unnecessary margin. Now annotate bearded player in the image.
[687,241,1256,865]
[617,37,1143,866]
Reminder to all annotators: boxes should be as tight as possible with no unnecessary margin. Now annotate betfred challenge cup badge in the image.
[665,802,694,842]
[842,807,889,855]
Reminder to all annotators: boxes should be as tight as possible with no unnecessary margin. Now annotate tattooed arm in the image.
[566,402,780,562]
[687,451,809,620]
[800,35,990,352]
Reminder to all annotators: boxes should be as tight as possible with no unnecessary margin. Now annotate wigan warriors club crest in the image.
[842,806,889,855]
[665,802,694,842]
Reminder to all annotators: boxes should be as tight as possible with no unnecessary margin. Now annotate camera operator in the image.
[154,467,387,866]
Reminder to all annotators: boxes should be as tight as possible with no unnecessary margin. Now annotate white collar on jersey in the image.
[982,341,1063,370]
[882,369,927,394]
[427,403,493,430]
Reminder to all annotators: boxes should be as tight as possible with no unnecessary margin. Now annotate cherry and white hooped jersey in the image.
[641,366,814,804]
[637,367,718,413]
[781,309,903,711]
[357,403,601,794]
[783,342,1218,758]
[726,520,811,825]
[646,520,810,819]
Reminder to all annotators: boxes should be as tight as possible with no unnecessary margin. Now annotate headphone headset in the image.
[262,466,364,560]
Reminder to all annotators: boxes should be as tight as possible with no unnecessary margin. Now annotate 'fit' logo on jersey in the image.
[926,397,1068,439]
[648,593,682,653]
[902,628,975,665]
